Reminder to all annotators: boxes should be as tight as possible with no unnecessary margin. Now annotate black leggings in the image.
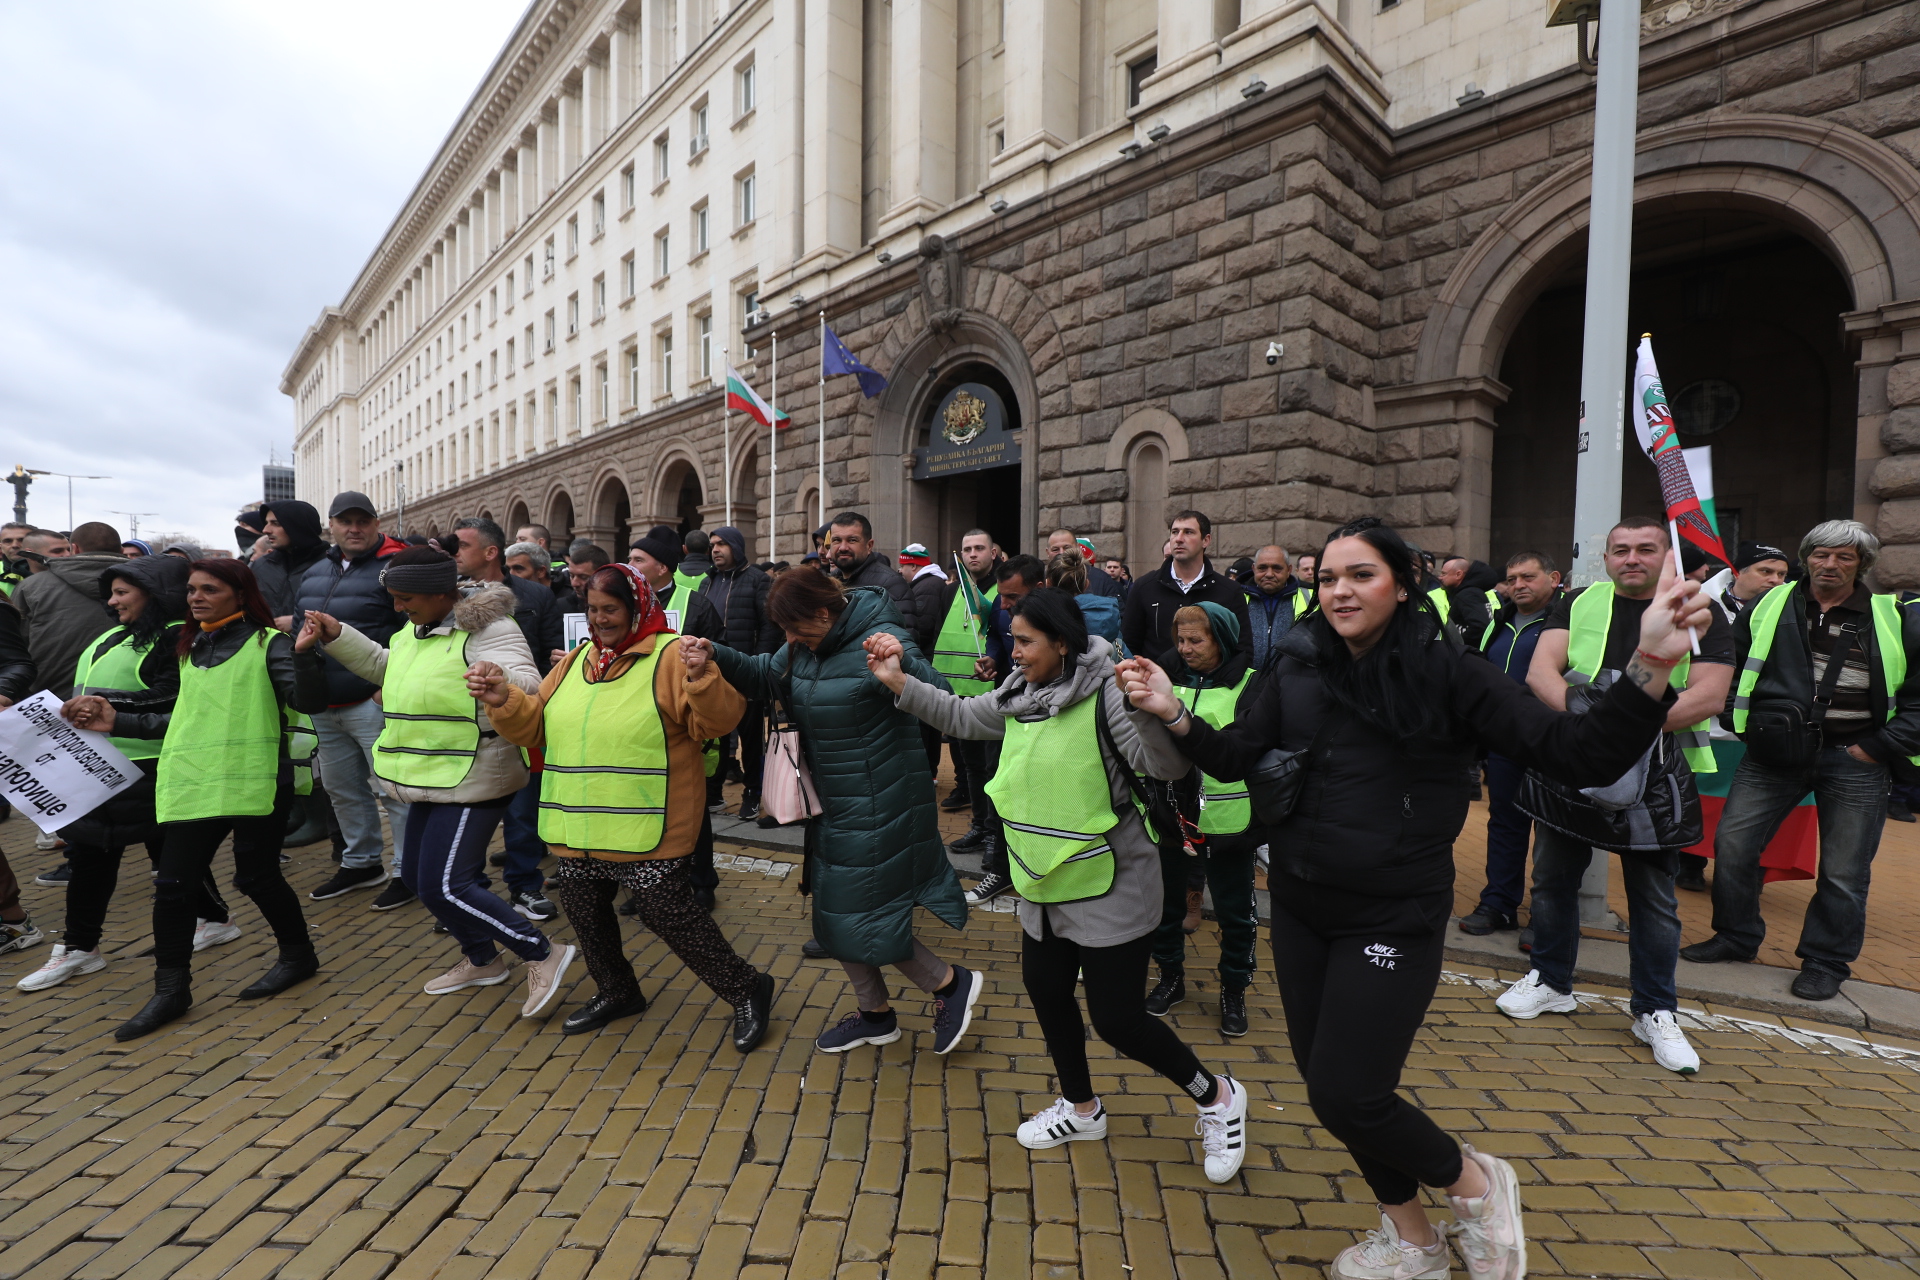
[1269,874,1462,1204]
[153,785,311,971]
[1023,916,1213,1106]
[65,833,226,954]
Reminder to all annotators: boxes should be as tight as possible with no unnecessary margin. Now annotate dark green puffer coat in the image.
[712,586,968,965]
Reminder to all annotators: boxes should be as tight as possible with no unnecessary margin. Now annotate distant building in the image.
[263,464,296,505]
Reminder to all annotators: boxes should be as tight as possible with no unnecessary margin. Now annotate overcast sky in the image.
[0,0,528,549]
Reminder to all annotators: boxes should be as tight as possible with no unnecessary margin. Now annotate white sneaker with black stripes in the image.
[1196,1075,1249,1183]
[1016,1098,1108,1150]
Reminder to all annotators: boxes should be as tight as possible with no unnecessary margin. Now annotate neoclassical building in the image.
[286,0,1920,584]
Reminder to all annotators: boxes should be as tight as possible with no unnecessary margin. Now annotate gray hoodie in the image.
[895,636,1189,947]
[13,552,127,698]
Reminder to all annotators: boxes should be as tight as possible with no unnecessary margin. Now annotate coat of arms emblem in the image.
[941,390,988,445]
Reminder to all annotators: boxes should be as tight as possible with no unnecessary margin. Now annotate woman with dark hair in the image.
[1117,517,1711,1280]
[61,559,330,1039]
[471,563,776,1047]
[865,587,1252,1185]
[23,556,244,992]
[682,570,978,1056]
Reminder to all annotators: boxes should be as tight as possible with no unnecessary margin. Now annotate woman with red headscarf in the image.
[467,563,777,1049]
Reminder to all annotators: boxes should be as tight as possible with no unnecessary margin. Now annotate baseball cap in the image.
[328,491,378,519]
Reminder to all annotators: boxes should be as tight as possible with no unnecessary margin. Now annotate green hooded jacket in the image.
[713,586,968,965]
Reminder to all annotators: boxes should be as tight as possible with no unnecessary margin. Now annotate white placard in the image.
[563,613,590,648]
[0,691,140,833]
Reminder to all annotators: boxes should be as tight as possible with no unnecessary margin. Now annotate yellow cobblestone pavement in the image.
[4,829,1920,1280]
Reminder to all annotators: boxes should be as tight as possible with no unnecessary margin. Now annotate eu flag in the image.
[821,323,888,398]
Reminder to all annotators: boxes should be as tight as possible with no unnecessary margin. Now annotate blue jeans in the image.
[311,700,409,872]
[501,779,547,898]
[1476,754,1531,918]
[1528,825,1681,1015]
[1711,746,1886,979]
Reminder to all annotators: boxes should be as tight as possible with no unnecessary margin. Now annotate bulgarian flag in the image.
[1632,335,1729,565]
[1681,446,1723,555]
[726,364,790,429]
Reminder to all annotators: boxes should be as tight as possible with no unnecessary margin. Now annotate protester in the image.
[295,548,579,1017]
[508,540,577,611]
[697,571,977,1050]
[1121,516,1708,1276]
[825,512,917,634]
[474,563,775,1047]
[233,509,268,559]
[14,521,126,699]
[120,540,151,558]
[1701,542,1792,624]
[871,589,1249,1181]
[965,555,1049,906]
[1120,512,1253,666]
[1046,529,1125,598]
[295,492,412,906]
[702,526,779,820]
[1147,602,1263,1036]
[1458,552,1564,937]
[63,559,329,1040]
[1046,553,1122,647]
[675,530,714,597]
[1296,552,1317,588]
[1506,518,1730,1072]
[253,501,330,628]
[1102,557,1132,589]
[899,544,948,654]
[932,529,1002,829]
[1243,546,1310,670]
[567,543,611,600]
[0,522,30,595]
[1681,520,1920,1001]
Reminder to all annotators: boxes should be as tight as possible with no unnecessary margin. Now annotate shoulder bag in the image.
[761,690,822,825]
[1744,621,1857,773]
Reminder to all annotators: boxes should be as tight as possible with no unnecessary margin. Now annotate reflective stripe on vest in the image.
[1567,583,1715,774]
[1476,589,1502,650]
[72,627,162,762]
[538,640,672,853]
[1177,669,1254,835]
[1732,586,1920,767]
[157,631,284,823]
[985,689,1119,903]
[933,582,998,696]
[372,626,482,790]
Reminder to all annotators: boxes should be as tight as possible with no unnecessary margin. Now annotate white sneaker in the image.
[17,944,104,991]
[0,918,44,956]
[1016,1098,1108,1150]
[1450,1145,1526,1280]
[192,920,242,952]
[1632,1010,1701,1074]
[34,830,64,851]
[1331,1213,1453,1280]
[1195,1075,1248,1184]
[1495,970,1578,1020]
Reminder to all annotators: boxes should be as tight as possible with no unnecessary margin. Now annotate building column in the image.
[482,176,499,256]
[1373,377,1511,560]
[583,55,606,154]
[518,135,539,223]
[765,0,806,285]
[992,0,1079,178]
[558,86,580,176]
[881,0,956,235]
[610,22,637,123]
[1854,301,1920,586]
[538,106,559,197]
[797,0,863,272]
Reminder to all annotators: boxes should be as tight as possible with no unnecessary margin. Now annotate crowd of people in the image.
[0,489,1904,1280]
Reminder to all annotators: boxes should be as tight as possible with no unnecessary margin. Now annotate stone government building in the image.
[285,0,1920,583]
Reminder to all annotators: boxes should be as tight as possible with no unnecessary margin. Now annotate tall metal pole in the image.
[770,330,779,562]
[721,345,732,529]
[817,312,827,535]
[1570,0,1643,930]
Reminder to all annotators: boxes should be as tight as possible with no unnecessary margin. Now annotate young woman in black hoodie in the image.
[1118,517,1711,1280]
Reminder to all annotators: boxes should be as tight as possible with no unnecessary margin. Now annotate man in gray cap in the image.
[295,492,413,908]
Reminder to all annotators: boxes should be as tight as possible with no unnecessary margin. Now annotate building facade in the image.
[286,0,1920,585]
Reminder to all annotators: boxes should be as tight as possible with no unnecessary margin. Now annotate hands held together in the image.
[862,632,908,693]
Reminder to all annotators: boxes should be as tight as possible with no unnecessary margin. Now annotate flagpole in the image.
[955,553,983,660]
[817,311,827,534]
[1668,518,1701,655]
[770,330,779,562]
[721,344,732,529]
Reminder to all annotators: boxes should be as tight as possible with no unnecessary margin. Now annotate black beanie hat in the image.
[630,525,684,570]
[380,547,460,594]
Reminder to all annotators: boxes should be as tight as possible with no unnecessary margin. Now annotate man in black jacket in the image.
[703,526,779,818]
[256,501,330,628]
[826,512,915,635]
[1120,511,1253,666]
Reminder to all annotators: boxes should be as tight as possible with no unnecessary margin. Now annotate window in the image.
[546,386,559,443]
[523,256,535,292]
[737,169,757,225]
[737,59,757,115]
[505,337,515,372]
[567,293,579,336]
[1127,54,1158,109]
[542,238,555,277]
[504,272,515,310]
[622,252,637,299]
[488,287,498,322]
[543,310,556,352]
[656,328,674,400]
[690,99,710,156]
[524,324,535,362]
[591,192,605,238]
[489,350,498,386]
[626,345,641,408]
[566,216,579,258]
[655,229,670,279]
[621,163,636,209]
[460,372,468,404]
[595,360,609,421]
[654,134,670,184]
[568,374,582,434]
[696,313,713,382]
[592,275,606,321]
[692,202,710,257]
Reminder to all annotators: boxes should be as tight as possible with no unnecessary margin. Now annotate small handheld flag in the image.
[726,365,791,429]
[821,324,888,397]
[953,554,985,658]
[1632,336,1729,566]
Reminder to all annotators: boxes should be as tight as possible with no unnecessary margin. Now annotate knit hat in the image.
[630,524,684,570]
[380,547,459,594]
[1734,541,1790,571]
[900,543,933,569]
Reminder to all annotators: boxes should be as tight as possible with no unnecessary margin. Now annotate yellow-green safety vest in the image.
[933,580,998,696]
[673,567,704,600]
[288,712,316,797]
[73,627,165,763]
[1473,589,1503,650]
[1731,585,1920,766]
[1566,583,1715,774]
[156,630,287,823]
[986,688,1121,903]
[539,640,672,853]
[1427,586,1451,622]
[1176,669,1254,836]
[372,624,484,790]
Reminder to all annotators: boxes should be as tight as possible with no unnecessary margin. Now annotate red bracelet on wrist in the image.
[1634,648,1682,669]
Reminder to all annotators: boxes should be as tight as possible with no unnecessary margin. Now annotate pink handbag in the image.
[761,698,821,825]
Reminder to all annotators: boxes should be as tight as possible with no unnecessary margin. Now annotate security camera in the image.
[1265,341,1284,366]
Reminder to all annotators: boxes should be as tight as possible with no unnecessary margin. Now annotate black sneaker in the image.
[738,795,760,822]
[1146,971,1186,1017]
[692,888,717,912]
[33,863,72,887]
[940,788,972,812]
[931,965,985,1055]
[310,865,388,900]
[816,1009,900,1053]
[512,890,556,921]
[1458,908,1517,936]
[950,825,987,853]
[732,972,776,1052]
[370,879,416,911]
[1220,990,1248,1037]
[1517,927,1534,954]
[964,872,1013,907]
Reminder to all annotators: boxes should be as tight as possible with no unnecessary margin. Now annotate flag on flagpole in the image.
[1681,446,1722,552]
[1632,335,1729,565]
[725,364,791,429]
[821,323,888,397]
[953,555,985,658]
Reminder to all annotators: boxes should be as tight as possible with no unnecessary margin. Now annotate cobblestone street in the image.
[5,823,1920,1280]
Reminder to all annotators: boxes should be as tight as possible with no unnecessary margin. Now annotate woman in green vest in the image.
[61,559,329,1040]
[1145,602,1264,1036]
[23,556,241,993]
[294,548,577,1021]
[866,589,1254,1186]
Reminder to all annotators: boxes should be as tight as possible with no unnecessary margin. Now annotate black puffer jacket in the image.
[702,564,780,655]
[295,536,407,705]
[906,571,945,653]
[252,501,330,621]
[1176,617,1672,897]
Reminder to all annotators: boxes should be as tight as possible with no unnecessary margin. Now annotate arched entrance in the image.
[586,474,632,552]
[506,499,531,536]
[546,490,575,549]
[903,362,1024,557]
[729,440,761,557]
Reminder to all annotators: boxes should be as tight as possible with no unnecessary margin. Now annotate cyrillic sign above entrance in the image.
[911,383,1021,480]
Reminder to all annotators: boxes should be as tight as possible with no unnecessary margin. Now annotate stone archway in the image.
[544,488,576,549]
[583,470,632,553]
[648,446,707,535]
[1404,114,1920,571]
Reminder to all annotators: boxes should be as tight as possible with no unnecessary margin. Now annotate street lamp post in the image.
[24,470,112,530]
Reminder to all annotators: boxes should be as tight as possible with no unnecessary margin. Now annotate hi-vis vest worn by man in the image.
[1566,583,1716,774]
[933,581,998,696]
